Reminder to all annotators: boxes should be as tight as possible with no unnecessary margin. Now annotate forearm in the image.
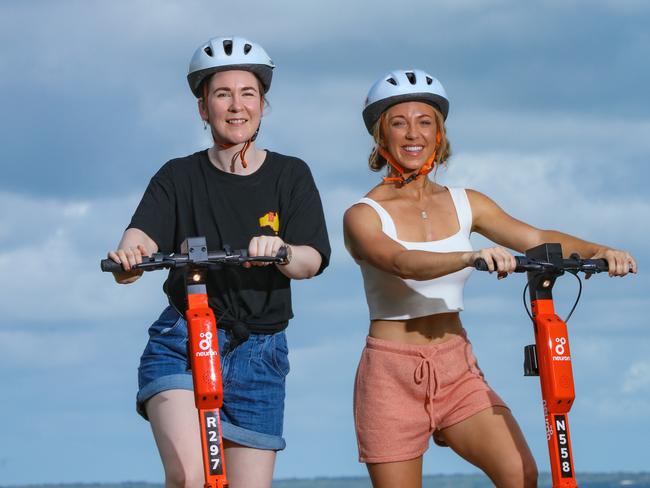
[393,250,472,281]
[118,227,159,255]
[276,245,322,280]
[536,230,604,258]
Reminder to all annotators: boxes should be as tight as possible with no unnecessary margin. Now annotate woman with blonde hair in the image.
[344,69,635,487]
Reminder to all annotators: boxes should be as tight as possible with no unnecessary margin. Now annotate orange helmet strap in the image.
[378,131,440,185]
[203,82,255,169]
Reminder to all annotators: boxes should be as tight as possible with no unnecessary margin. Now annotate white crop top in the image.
[355,187,474,320]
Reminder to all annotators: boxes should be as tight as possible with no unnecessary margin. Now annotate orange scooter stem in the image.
[179,235,229,488]
[525,243,578,487]
[530,298,577,487]
[185,287,228,487]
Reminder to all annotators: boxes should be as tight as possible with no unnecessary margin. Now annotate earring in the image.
[203,120,208,130]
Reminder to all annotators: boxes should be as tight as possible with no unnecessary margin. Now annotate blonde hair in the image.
[368,106,451,172]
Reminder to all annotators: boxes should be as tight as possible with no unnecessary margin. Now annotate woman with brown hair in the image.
[107,37,330,487]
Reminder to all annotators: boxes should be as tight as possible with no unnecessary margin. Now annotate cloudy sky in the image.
[1,0,648,484]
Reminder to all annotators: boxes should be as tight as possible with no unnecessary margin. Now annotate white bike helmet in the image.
[362,69,449,133]
[187,36,275,98]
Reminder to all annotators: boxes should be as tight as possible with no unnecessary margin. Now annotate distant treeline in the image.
[3,472,650,488]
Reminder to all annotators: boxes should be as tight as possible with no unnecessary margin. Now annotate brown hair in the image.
[368,106,451,172]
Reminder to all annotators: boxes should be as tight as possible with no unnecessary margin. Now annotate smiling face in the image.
[199,70,264,145]
[381,101,438,171]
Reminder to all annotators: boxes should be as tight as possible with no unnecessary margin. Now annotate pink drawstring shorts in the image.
[353,332,508,463]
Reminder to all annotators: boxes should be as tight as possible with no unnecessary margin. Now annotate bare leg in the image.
[146,389,277,488]
[146,389,204,488]
[367,456,423,488]
[436,406,538,488]
[223,440,276,488]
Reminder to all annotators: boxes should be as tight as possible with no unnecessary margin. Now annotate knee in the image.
[522,458,538,487]
[497,456,538,488]
[164,464,204,488]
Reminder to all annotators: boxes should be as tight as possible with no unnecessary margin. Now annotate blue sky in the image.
[1,0,648,484]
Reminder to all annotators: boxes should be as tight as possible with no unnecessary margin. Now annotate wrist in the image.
[461,251,477,267]
[590,245,609,259]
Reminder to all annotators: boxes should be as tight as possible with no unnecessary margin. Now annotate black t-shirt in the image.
[128,150,330,332]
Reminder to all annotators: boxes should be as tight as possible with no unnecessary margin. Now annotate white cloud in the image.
[586,394,650,421]
[622,361,650,394]
[443,150,648,248]
[0,329,99,367]
[450,109,650,157]
[0,191,167,324]
[9,0,645,98]
[0,0,528,63]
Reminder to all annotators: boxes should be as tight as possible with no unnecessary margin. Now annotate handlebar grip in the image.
[473,258,489,271]
[581,258,609,273]
[234,247,287,263]
[101,258,124,273]
[474,256,531,272]
[101,257,159,272]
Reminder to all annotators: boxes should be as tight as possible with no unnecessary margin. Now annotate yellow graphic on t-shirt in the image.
[259,211,279,234]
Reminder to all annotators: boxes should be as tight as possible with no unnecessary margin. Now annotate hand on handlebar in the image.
[107,244,149,284]
[589,247,637,278]
[468,246,517,279]
[246,235,286,268]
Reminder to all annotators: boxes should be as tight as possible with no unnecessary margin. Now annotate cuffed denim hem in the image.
[222,420,286,451]
[135,373,286,451]
[136,373,193,420]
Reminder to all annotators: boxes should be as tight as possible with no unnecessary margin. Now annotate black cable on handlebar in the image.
[476,255,593,324]
[522,283,534,323]
[564,272,582,324]
[521,271,583,324]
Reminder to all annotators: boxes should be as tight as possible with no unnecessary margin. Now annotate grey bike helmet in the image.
[362,69,449,133]
[187,36,275,98]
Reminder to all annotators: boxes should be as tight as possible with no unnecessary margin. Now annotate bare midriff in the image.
[369,312,464,345]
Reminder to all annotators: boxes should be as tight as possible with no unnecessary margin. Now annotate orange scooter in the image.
[475,243,628,488]
[101,236,286,488]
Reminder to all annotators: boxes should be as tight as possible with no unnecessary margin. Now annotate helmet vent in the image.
[244,43,252,54]
[204,46,213,57]
[426,76,433,85]
[223,40,233,55]
[386,77,397,86]
[405,72,417,84]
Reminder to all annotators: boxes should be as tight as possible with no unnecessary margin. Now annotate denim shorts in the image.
[136,306,290,451]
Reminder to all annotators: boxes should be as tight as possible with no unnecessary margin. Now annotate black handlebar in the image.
[101,259,130,273]
[101,246,288,273]
[473,256,610,274]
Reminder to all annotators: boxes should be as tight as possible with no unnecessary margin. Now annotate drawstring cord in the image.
[414,353,440,430]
